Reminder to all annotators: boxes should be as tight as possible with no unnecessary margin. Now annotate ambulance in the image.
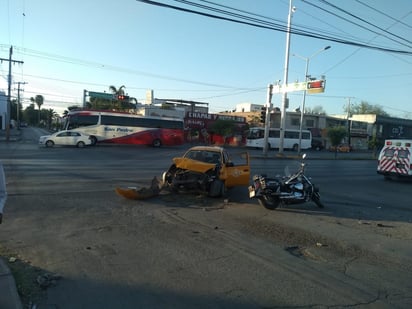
[377,139,412,179]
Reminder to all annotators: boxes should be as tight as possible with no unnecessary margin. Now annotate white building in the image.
[235,102,263,113]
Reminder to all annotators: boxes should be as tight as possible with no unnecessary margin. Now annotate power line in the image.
[301,0,412,49]
[355,0,412,29]
[316,0,412,47]
[8,45,246,89]
[135,0,412,55]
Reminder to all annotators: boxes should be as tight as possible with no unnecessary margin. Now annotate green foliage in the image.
[327,126,347,147]
[89,97,113,110]
[306,105,326,115]
[22,104,38,125]
[10,99,22,121]
[67,105,81,111]
[344,101,389,117]
[368,136,383,150]
[30,95,44,110]
[109,85,126,96]
[210,119,236,137]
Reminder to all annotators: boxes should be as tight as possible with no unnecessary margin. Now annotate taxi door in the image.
[220,152,250,188]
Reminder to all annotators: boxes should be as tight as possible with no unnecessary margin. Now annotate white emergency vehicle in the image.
[377,139,412,179]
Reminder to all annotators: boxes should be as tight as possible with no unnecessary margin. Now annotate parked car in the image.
[162,146,250,197]
[39,130,92,148]
[329,143,352,153]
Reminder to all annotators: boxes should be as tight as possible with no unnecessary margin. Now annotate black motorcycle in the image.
[248,154,324,210]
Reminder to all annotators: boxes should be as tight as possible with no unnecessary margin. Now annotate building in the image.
[234,103,262,113]
[231,102,412,150]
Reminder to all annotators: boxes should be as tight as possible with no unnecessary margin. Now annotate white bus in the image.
[64,110,185,147]
[246,127,312,151]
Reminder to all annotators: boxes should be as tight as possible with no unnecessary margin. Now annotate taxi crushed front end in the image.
[162,146,250,197]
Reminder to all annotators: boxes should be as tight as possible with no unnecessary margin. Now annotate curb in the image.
[0,258,23,309]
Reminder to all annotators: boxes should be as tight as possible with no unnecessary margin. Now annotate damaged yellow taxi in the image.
[162,146,250,197]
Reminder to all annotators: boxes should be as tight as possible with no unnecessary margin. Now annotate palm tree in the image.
[45,108,59,130]
[109,85,126,96]
[109,85,126,110]
[30,95,44,126]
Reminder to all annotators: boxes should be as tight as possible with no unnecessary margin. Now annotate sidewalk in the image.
[1,128,23,308]
[248,148,378,161]
[0,258,23,309]
[0,128,22,142]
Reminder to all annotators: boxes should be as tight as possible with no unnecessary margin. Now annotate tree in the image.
[210,120,236,145]
[344,101,389,117]
[109,85,125,110]
[10,99,22,122]
[108,85,135,111]
[22,104,38,125]
[327,126,347,158]
[306,105,326,115]
[43,108,59,130]
[109,85,126,97]
[30,95,44,125]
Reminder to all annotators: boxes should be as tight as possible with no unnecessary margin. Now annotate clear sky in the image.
[1,0,411,117]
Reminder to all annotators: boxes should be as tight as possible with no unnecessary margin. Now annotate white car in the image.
[39,130,92,148]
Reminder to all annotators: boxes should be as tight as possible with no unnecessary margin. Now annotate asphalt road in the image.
[0,127,411,308]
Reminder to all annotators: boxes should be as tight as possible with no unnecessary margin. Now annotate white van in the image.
[377,139,412,179]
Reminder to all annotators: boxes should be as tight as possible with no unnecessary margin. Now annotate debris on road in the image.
[36,272,62,289]
[115,176,162,200]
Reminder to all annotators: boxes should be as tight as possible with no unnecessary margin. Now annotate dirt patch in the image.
[0,245,48,308]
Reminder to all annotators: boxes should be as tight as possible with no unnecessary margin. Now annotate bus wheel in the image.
[90,136,98,145]
[152,139,162,147]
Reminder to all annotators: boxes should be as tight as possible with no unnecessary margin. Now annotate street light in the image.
[292,45,331,153]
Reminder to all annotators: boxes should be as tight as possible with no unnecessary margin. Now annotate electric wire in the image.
[174,0,412,53]
[355,0,412,29]
[135,0,412,55]
[317,0,412,46]
[301,0,412,48]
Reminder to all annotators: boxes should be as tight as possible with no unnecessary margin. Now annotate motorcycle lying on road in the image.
[248,154,324,210]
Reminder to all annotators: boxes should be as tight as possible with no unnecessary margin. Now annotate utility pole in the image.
[347,97,352,145]
[262,84,273,157]
[15,82,28,127]
[279,0,294,154]
[0,46,24,141]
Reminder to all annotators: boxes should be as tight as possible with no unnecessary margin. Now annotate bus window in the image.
[68,115,99,129]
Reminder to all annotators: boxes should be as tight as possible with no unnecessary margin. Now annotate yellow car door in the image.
[220,152,250,188]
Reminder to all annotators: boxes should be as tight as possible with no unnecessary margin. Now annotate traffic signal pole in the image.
[279,0,294,154]
[262,84,273,157]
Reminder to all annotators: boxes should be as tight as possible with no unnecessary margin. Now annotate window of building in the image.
[306,119,315,127]
[291,118,300,126]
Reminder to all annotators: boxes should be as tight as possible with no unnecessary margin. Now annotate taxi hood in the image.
[172,157,216,173]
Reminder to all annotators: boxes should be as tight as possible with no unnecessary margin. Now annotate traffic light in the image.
[260,107,266,123]
[117,94,130,101]
[307,80,325,94]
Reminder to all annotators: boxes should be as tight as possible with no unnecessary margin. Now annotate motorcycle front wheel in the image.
[312,191,324,208]
[257,195,280,210]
